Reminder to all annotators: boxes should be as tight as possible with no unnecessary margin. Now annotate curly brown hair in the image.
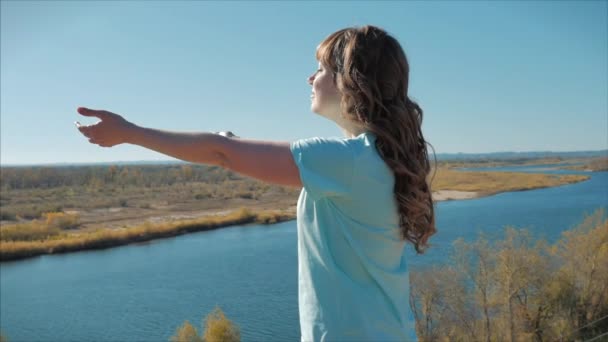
[316,25,437,254]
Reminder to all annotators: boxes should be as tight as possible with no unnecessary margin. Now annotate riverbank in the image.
[559,157,608,172]
[0,207,294,262]
[429,167,589,197]
[3,191,476,262]
[1,167,591,262]
[432,190,479,201]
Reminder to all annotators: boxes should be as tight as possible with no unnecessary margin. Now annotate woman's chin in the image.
[310,104,331,119]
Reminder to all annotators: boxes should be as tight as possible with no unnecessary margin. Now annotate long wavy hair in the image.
[316,25,437,254]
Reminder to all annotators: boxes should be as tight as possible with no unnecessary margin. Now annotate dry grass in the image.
[0,176,299,222]
[0,208,294,262]
[0,212,80,242]
[561,157,608,172]
[429,168,589,196]
[1,223,63,242]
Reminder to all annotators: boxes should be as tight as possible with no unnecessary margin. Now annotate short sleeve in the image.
[290,136,355,201]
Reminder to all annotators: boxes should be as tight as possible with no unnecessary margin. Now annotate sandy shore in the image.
[432,190,479,201]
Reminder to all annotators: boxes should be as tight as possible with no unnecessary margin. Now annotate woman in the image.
[76,24,436,341]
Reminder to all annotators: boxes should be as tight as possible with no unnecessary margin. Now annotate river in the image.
[1,164,606,341]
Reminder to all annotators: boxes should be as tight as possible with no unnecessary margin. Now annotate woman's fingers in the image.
[76,107,127,148]
[78,122,110,147]
[88,138,109,147]
[78,125,93,137]
[77,107,110,120]
[77,121,102,136]
[76,108,109,141]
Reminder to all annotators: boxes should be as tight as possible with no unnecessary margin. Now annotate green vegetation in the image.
[170,306,240,342]
[0,208,294,261]
[410,207,608,341]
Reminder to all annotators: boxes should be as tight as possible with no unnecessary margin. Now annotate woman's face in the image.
[308,61,341,120]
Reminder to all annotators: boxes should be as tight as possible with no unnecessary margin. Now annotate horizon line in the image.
[1,149,606,167]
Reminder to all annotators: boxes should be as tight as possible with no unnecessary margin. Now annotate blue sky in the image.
[1,1,606,165]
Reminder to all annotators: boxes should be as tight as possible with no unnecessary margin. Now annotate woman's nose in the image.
[307,74,314,85]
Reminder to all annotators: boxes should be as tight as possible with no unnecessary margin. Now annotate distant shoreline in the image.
[0,162,593,262]
[2,150,606,167]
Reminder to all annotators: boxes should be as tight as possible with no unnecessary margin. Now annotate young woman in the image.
[76,24,436,342]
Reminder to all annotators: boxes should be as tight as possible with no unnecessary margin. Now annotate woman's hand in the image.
[75,107,137,147]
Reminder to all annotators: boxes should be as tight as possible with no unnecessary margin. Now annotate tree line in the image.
[0,164,243,190]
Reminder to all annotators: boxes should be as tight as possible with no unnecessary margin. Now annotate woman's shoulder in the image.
[290,131,377,164]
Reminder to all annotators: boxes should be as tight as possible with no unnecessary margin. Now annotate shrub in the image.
[0,211,17,221]
[236,192,254,199]
[202,306,240,342]
[43,212,80,229]
[170,306,240,342]
[13,204,63,220]
[0,222,62,242]
[194,193,212,200]
[169,320,201,342]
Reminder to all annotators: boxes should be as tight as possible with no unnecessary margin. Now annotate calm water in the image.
[1,166,606,341]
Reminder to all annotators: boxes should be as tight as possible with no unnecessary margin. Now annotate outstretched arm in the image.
[75,107,302,188]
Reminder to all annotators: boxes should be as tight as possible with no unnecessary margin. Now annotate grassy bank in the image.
[560,156,608,171]
[430,168,589,196]
[0,208,294,262]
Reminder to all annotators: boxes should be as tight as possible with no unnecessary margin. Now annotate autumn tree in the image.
[409,208,607,341]
[170,306,240,342]
[546,208,608,341]
[170,320,202,342]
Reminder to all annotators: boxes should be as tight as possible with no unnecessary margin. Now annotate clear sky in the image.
[1,0,606,165]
